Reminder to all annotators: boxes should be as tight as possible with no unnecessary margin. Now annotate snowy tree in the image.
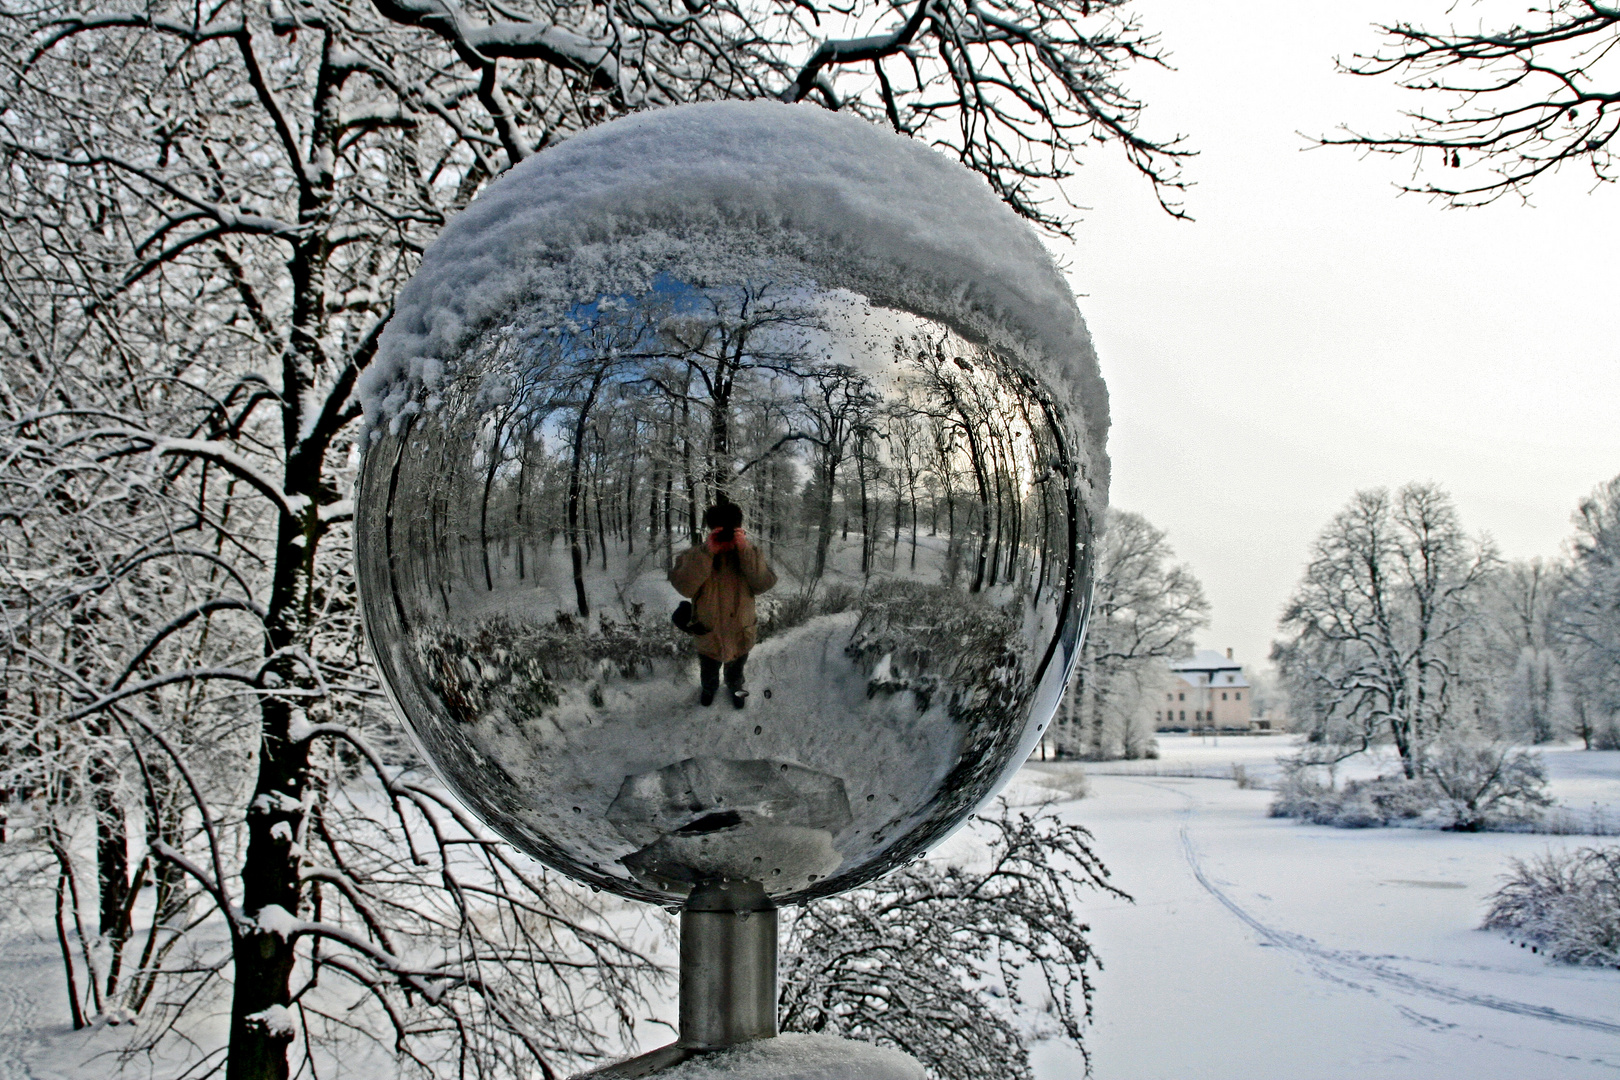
[1273,484,1497,777]
[1052,509,1208,760]
[1502,647,1571,745]
[0,0,1178,1074]
[1552,474,1620,749]
[1325,0,1620,205]
[1246,666,1290,730]
[1463,557,1573,743]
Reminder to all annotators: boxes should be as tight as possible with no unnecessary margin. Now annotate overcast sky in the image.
[1053,0,1620,672]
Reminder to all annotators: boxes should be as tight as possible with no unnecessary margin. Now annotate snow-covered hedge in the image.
[1270,773,1440,829]
[1270,741,1551,831]
[1483,846,1620,967]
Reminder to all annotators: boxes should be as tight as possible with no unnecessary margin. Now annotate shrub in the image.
[412,608,689,725]
[1029,767,1090,802]
[1268,739,1550,831]
[1270,774,1437,828]
[1483,847,1620,967]
[1419,739,1551,832]
[1267,767,1336,822]
[781,803,1125,1079]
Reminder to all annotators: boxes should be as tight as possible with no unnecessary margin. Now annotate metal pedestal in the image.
[577,881,776,1078]
[679,882,778,1048]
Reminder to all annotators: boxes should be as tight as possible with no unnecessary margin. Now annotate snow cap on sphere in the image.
[361,100,1108,499]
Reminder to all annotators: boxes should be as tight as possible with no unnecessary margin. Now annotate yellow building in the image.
[1156,648,1253,731]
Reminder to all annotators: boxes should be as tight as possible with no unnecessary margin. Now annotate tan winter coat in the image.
[669,541,777,662]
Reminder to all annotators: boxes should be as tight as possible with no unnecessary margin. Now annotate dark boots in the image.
[699,656,748,708]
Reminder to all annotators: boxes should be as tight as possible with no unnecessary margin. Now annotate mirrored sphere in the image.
[356,275,1094,905]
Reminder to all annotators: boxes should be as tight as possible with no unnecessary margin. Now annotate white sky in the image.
[1053,0,1620,672]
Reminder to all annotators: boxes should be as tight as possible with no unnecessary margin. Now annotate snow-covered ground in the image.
[5,736,1617,1079]
[1029,736,1620,1080]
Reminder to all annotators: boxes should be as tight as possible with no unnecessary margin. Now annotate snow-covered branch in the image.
[36,424,311,518]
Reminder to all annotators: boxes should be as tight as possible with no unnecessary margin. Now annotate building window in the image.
[1166,693,1173,701]
[1222,692,1228,700]
[1179,710,1185,722]
[1235,692,1242,700]
[1178,692,1185,701]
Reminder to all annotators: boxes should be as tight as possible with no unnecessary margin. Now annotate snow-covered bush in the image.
[1040,768,1092,802]
[1593,720,1620,752]
[780,803,1124,1080]
[846,579,1032,725]
[1270,773,1436,828]
[413,609,687,724]
[1270,740,1550,831]
[1483,846,1620,967]
[1419,739,1552,832]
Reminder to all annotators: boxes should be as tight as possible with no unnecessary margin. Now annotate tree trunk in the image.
[682,389,697,543]
[53,858,86,1030]
[858,443,871,576]
[624,426,636,556]
[480,434,500,591]
[229,506,317,1080]
[568,377,607,617]
[515,434,530,579]
[91,754,127,937]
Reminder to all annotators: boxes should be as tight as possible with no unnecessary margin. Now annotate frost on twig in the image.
[781,802,1125,1079]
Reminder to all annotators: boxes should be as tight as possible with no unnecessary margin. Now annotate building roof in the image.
[1169,650,1250,688]
[1171,649,1242,672]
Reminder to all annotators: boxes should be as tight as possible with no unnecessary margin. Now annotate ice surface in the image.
[656,1034,924,1080]
[1028,738,1620,1080]
[361,100,1107,509]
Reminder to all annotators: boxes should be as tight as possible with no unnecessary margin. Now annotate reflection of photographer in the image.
[670,500,777,708]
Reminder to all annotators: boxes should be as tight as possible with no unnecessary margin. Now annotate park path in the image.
[1030,775,1620,1080]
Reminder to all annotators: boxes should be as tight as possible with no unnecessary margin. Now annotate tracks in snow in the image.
[0,931,41,1080]
[1143,780,1620,1038]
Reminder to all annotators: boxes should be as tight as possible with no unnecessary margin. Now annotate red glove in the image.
[707,527,747,553]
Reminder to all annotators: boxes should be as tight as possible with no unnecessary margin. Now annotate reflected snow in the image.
[355,278,1093,904]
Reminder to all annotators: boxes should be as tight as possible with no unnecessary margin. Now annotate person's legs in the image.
[699,656,721,707]
[724,656,748,708]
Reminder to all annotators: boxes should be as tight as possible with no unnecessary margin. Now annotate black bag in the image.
[672,601,710,636]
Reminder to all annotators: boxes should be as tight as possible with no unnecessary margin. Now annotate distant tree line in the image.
[1275,477,1620,777]
[1047,508,1209,762]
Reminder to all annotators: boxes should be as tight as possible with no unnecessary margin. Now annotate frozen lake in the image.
[1028,737,1620,1080]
